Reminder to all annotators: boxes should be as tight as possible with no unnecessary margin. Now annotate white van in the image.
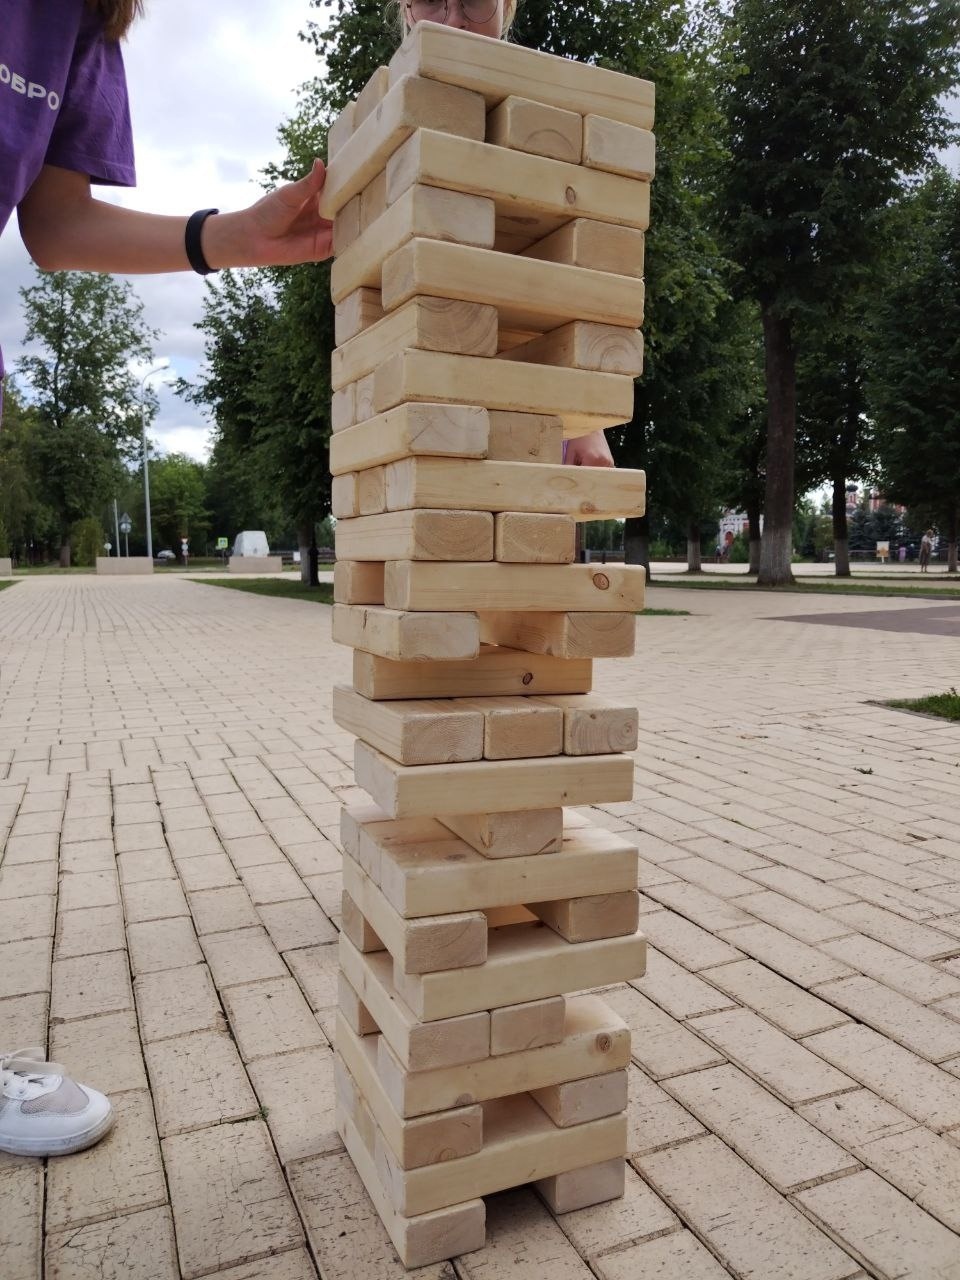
[232,530,270,558]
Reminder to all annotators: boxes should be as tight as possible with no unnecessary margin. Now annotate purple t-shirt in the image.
[0,1,136,378]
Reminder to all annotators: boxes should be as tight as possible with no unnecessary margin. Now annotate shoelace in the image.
[0,1047,64,1088]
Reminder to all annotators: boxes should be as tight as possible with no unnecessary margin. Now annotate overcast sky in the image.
[0,0,325,460]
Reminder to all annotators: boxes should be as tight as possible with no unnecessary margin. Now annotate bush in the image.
[70,517,106,567]
[727,532,749,563]
[0,518,9,558]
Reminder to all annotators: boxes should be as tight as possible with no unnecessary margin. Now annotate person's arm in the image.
[564,430,615,467]
[17,162,332,275]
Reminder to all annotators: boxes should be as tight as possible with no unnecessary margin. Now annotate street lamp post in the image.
[139,362,169,561]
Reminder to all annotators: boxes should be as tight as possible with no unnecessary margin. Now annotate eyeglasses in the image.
[406,0,501,24]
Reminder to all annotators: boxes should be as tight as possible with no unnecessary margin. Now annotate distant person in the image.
[919,529,934,572]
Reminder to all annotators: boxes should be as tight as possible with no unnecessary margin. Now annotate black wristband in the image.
[185,208,220,275]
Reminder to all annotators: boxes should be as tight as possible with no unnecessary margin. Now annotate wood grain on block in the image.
[500,322,645,378]
[354,373,377,430]
[583,114,656,180]
[355,742,634,821]
[359,168,388,232]
[373,346,633,437]
[332,684,484,766]
[535,1157,625,1214]
[377,993,630,1118]
[356,465,386,517]
[338,1109,486,1267]
[337,1023,483,1170]
[389,22,655,130]
[383,561,647,614]
[341,802,388,862]
[331,382,356,432]
[341,889,386,953]
[334,560,384,605]
[327,99,355,158]
[332,298,498,391]
[450,696,564,761]
[438,808,563,859]
[335,287,385,345]
[486,411,563,463]
[330,404,489,477]
[354,65,391,125]
[385,456,647,516]
[342,855,488,974]
[490,996,565,1055]
[376,1091,628,1216]
[332,193,361,256]
[339,935,490,1071]
[531,1069,628,1128]
[355,813,444,883]
[332,604,480,662]
[332,184,496,304]
[353,644,592,701]
[387,130,651,231]
[331,473,360,519]
[319,74,486,217]
[381,237,645,335]
[528,890,641,944]
[530,693,640,754]
[495,513,576,564]
[479,610,637,659]
[486,95,583,162]
[335,509,494,563]
[523,219,645,278]
[339,972,379,1037]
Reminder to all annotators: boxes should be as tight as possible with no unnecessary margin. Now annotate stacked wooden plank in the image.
[323,23,653,1267]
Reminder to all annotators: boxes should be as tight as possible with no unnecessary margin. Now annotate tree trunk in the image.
[297,521,313,585]
[59,535,71,568]
[832,475,851,577]
[758,306,797,586]
[747,499,762,575]
[686,521,702,572]
[624,516,649,579]
[947,505,959,574]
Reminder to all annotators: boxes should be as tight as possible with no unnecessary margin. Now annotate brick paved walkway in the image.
[3,575,960,1280]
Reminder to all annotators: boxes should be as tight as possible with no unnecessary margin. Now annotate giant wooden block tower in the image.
[321,23,653,1268]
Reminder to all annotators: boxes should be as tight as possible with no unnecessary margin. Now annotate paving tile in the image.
[1,861,58,898]
[643,881,753,932]
[0,1158,42,1280]
[45,1206,179,1280]
[122,877,188,923]
[50,950,133,1021]
[821,933,960,1004]
[3,833,59,866]
[285,941,340,1011]
[166,827,225,859]
[223,976,326,1061]
[51,1009,147,1095]
[45,1091,167,1232]
[57,869,120,912]
[702,959,850,1038]
[826,901,960,961]
[603,984,725,1080]
[175,852,238,891]
[60,838,116,872]
[0,991,49,1045]
[633,946,738,1021]
[558,1163,678,1259]
[188,885,260,935]
[283,835,343,877]
[200,926,288,987]
[461,1187,596,1277]
[811,974,960,1062]
[717,921,856,987]
[595,1230,729,1280]
[116,847,176,884]
[145,1030,259,1135]
[239,861,313,905]
[257,898,338,952]
[736,889,855,944]
[222,833,287,868]
[163,1120,304,1279]
[248,1046,341,1163]
[126,917,203,975]
[135,962,227,1042]
[210,1251,320,1280]
[54,903,125,958]
[0,894,56,944]
[113,822,166,854]
[629,909,743,970]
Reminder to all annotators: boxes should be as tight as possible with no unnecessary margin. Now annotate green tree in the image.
[0,380,58,562]
[869,169,960,572]
[148,454,211,558]
[16,270,156,564]
[70,516,107,567]
[721,0,960,585]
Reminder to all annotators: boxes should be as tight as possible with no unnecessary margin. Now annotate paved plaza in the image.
[3,574,960,1280]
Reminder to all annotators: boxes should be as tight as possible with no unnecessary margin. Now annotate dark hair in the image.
[88,0,144,40]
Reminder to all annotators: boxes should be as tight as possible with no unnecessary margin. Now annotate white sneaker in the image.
[0,1047,114,1157]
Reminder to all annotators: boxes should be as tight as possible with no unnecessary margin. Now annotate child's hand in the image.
[565,430,615,467]
[208,160,334,269]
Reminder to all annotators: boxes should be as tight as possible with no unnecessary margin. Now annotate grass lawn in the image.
[651,577,960,601]
[193,578,334,604]
[641,607,690,616]
[885,690,960,722]
[0,580,18,593]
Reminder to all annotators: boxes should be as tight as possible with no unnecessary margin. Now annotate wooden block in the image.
[451,696,563,761]
[377,993,630,1118]
[438,809,564,860]
[531,693,639,755]
[327,99,355,158]
[486,411,563,463]
[486,95,583,162]
[340,934,490,1071]
[332,298,498,391]
[523,219,645,279]
[335,287,385,345]
[356,463,385,516]
[479,611,637,659]
[334,560,385,605]
[329,403,489,477]
[338,1108,486,1267]
[583,115,656,180]
[359,168,388,232]
[331,381,356,431]
[389,23,654,130]
[372,346,633,437]
[332,184,496,304]
[531,1070,628,1128]
[331,473,360,519]
[332,684,484,766]
[338,971,379,1037]
[353,644,592,701]
[336,1055,377,1154]
[319,74,486,217]
[356,742,633,821]
[343,854,487,974]
[373,818,638,917]
[341,802,388,863]
[341,889,386,953]
[354,373,377,428]
[495,513,576,564]
[337,1022,483,1170]
[535,1157,626,1214]
[335,509,494,563]
[383,562,647,614]
[528,890,641,944]
[332,193,361,257]
[500,321,645,377]
[353,65,391,126]
[490,996,565,1055]
[391,921,645,1022]
[354,813,444,884]
[382,237,645,335]
[385,456,647,516]
[332,604,480,662]
[375,1091,627,1216]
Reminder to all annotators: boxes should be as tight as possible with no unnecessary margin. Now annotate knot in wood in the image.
[564,185,577,205]
[521,671,534,686]
[596,1034,612,1053]
[592,573,611,590]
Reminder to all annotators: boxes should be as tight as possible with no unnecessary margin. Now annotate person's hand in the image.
[565,430,615,467]
[206,160,334,269]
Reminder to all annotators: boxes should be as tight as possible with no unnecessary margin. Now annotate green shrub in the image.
[0,518,9,558]
[70,517,106,567]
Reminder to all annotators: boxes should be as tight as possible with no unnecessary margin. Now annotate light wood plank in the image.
[354,65,391,125]
[332,604,480,662]
[327,99,356,158]
[478,610,637,658]
[331,473,360,519]
[490,996,565,1055]
[486,95,582,162]
[383,561,647,614]
[583,114,656,180]
[531,1070,628,1128]
[354,373,377,429]
[495,513,576,563]
[359,167,388,232]
[335,509,493,562]
[332,193,361,256]
[331,381,356,431]
[338,971,379,1037]
[437,809,564,860]
[356,463,386,516]
[332,684,484,766]
[341,889,386,954]
[335,287,385,345]
[329,403,489,477]
[451,696,563,761]
[353,643,592,700]
[334,560,385,605]
[500,321,645,377]
[535,1158,626,1214]
[522,219,645,278]
[528,890,641,943]
[530,693,640,754]
[486,410,563,463]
